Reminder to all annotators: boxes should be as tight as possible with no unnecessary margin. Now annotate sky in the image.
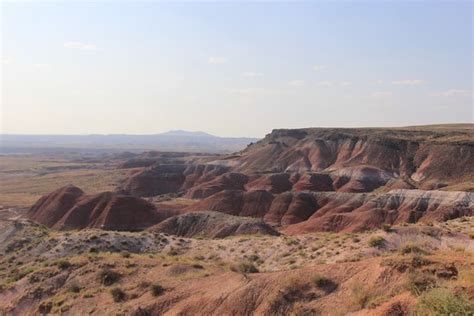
[1,1,472,138]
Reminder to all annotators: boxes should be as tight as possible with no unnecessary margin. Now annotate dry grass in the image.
[0,155,129,207]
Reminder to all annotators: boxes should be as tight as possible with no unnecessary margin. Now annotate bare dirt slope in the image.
[0,213,473,315]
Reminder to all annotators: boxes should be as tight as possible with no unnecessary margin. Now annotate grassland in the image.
[0,155,130,207]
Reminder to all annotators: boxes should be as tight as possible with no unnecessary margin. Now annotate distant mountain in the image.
[159,130,215,137]
[0,131,259,154]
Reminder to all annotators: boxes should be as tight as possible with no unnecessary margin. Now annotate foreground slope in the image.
[1,214,473,315]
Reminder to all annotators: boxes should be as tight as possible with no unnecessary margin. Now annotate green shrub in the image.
[56,260,71,270]
[414,288,474,315]
[110,287,126,302]
[231,261,259,274]
[68,284,81,293]
[381,224,393,232]
[150,283,165,297]
[248,254,260,262]
[98,268,121,286]
[407,271,437,296]
[368,236,385,248]
[38,301,53,314]
[351,282,372,309]
[399,243,428,255]
[313,275,338,293]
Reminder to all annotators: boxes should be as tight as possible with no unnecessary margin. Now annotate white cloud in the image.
[392,79,426,85]
[63,41,97,50]
[208,56,228,64]
[431,89,472,97]
[313,65,325,71]
[289,80,305,87]
[370,91,393,98]
[339,81,351,87]
[243,72,264,77]
[373,80,384,85]
[314,80,333,87]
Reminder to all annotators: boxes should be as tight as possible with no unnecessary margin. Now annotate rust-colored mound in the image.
[121,164,187,197]
[184,173,249,199]
[293,173,334,191]
[246,173,293,193]
[27,185,85,227]
[148,211,279,238]
[188,190,245,216]
[181,164,231,190]
[330,166,393,192]
[264,191,318,225]
[27,186,161,231]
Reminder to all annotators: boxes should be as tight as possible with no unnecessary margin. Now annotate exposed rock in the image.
[121,164,187,197]
[189,188,473,233]
[185,173,249,199]
[246,173,293,193]
[148,211,279,238]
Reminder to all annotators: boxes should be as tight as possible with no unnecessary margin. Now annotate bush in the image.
[351,282,372,309]
[38,301,53,314]
[414,288,474,315]
[68,284,81,293]
[98,268,121,286]
[231,261,259,274]
[268,278,313,314]
[381,224,393,232]
[150,283,165,297]
[56,260,71,270]
[313,275,338,293]
[399,243,428,255]
[121,252,131,258]
[407,271,437,296]
[368,236,385,248]
[110,287,126,302]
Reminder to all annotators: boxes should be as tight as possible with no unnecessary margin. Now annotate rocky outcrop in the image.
[148,211,279,238]
[189,189,473,233]
[284,189,474,233]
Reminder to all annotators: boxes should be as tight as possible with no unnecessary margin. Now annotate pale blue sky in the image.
[1,1,472,137]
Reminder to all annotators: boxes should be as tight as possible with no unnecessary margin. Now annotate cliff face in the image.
[219,127,474,185]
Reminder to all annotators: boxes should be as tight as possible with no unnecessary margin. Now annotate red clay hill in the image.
[27,125,474,233]
[27,185,161,231]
